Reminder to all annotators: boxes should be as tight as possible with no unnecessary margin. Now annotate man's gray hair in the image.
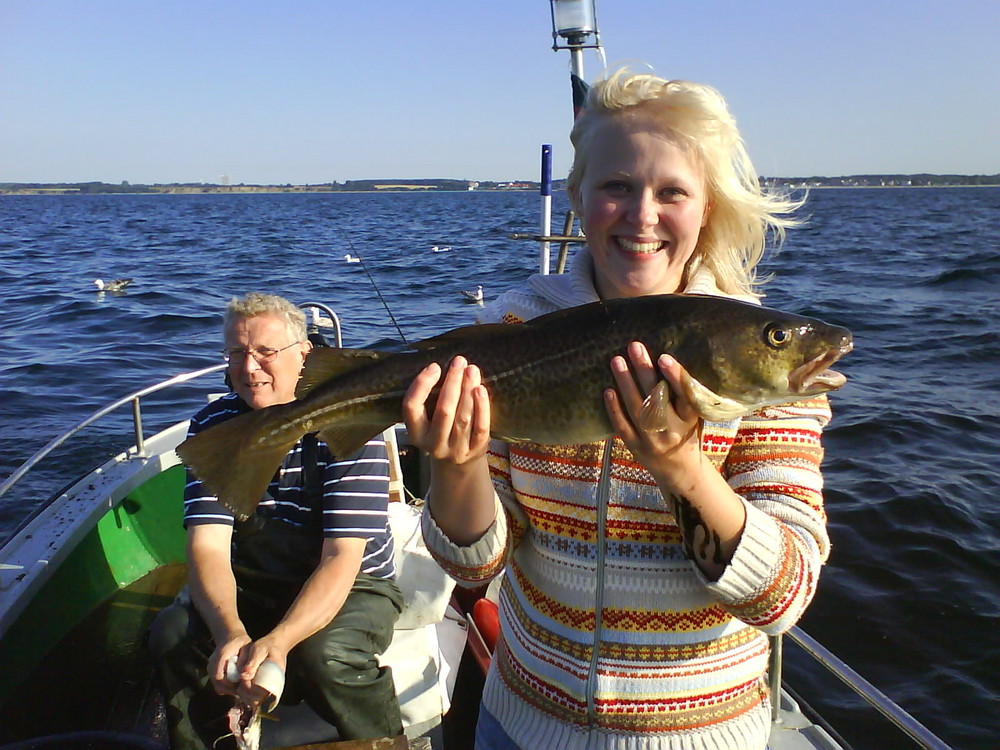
[223,292,307,343]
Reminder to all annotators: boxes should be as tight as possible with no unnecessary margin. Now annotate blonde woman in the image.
[404,68,827,750]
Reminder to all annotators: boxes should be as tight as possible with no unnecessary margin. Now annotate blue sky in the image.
[2,0,997,184]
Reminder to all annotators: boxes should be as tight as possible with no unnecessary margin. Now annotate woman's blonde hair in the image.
[567,67,802,297]
[224,292,307,343]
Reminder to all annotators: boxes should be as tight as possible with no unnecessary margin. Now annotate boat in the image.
[0,4,953,750]
[0,304,467,750]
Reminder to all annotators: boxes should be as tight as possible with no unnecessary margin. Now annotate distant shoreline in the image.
[796,183,1000,189]
[1,174,998,196]
[0,187,534,196]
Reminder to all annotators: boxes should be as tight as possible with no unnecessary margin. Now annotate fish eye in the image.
[764,324,792,348]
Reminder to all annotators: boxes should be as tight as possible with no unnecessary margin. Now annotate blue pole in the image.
[540,144,553,274]
[541,144,553,196]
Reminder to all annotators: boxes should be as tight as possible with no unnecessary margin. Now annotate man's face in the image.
[223,314,311,409]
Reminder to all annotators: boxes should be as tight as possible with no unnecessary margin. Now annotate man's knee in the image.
[294,630,380,679]
[149,596,213,689]
[149,598,193,660]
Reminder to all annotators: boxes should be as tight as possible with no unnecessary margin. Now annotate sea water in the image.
[1,187,997,748]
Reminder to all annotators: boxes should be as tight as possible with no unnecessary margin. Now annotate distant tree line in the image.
[2,174,997,195]
[0,181,158,194]
[769,173,1000,188]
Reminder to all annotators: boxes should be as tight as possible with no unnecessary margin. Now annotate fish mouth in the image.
[789,339,853,395]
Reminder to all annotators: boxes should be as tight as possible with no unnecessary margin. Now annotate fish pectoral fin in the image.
[637,376,751,427]
[638,381,673,432]
[176,407,298,520]
[297,348,388,398]
[683,376,751,422]
[317,424,390,459]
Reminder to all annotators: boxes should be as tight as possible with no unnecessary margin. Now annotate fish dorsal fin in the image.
[410,322,524,351]
[296,347,389,398]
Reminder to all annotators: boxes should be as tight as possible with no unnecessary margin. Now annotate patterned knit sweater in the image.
[421,249,832,750]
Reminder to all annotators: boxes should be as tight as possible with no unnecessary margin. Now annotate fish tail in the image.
[176,405,301,520]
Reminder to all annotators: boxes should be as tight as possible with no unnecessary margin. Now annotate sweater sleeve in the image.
[419,492,508,589]
[419,437,534,588]
[702,395,832,634]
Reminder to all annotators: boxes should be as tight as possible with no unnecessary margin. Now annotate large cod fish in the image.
[177,294,852,519]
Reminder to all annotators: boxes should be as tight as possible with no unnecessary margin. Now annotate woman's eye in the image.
[603,181,629,194]
[659,187,686,200]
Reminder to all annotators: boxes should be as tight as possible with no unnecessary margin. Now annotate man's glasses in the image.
[222,341,302,364]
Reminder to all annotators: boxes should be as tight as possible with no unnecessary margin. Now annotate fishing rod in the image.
[340,232,409,346]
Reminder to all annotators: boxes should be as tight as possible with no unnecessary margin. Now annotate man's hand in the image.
[208,634,252,697]
[234,636,289,699]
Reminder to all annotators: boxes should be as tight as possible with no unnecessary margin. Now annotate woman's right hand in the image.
[402,356,492,466]
[404,356,498,546]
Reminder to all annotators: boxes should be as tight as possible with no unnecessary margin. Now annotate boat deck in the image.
[0,563,184,746]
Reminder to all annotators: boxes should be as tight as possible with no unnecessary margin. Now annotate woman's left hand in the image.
[604,342,704,489]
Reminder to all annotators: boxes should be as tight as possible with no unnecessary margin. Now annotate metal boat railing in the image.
[299,301,343,348]
[0,302,343,506]
[0,363,228,505]
[769,629,951,750]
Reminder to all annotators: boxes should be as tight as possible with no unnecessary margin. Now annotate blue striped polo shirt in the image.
[182,392,396,580]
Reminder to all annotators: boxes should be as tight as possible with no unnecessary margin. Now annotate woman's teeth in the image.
[617,237,662,254]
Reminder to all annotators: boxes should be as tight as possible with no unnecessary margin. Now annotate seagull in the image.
[432,245,451,253]
[94,278,133,292]
[343,254,361,263]
[460,285,484,303]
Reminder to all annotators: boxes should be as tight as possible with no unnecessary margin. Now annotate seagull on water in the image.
[344,254,361,263]
[432,245,451,253]
[460,285,484,303]
[94,278,133,292]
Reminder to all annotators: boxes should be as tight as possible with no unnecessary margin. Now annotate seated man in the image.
[150,292,403,749]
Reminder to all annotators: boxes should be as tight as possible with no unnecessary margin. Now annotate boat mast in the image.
[549,0,603,84]
[538,0,604,274]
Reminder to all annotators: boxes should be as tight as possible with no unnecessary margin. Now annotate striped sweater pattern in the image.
[420,250,832,750]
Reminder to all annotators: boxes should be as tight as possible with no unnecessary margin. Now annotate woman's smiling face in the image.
[573,114,712,300]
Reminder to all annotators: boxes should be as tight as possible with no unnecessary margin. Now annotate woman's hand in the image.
[604,342,705,491]
[403,356,497,545]
[402,356,491,466]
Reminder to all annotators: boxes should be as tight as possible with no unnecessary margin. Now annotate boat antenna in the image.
[340,233,409,346]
